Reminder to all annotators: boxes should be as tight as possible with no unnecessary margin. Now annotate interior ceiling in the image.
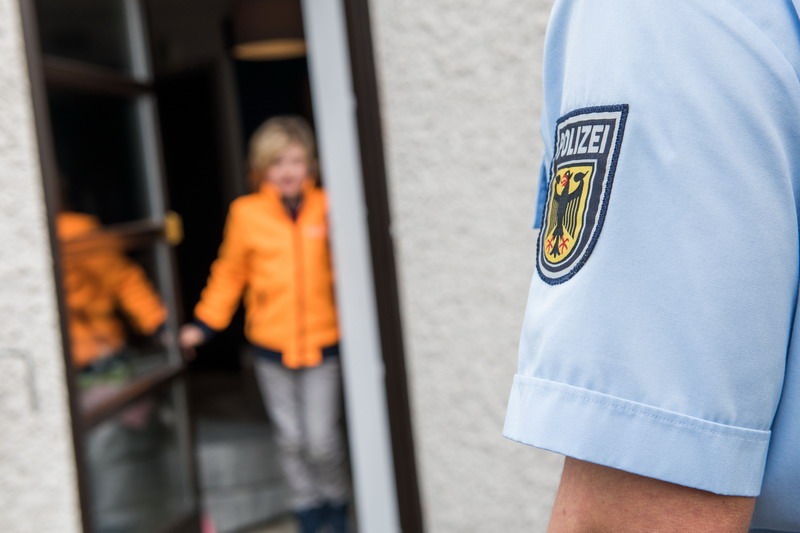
[145,0,237,74]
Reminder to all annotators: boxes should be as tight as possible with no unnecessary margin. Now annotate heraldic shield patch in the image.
[538,104,629,284]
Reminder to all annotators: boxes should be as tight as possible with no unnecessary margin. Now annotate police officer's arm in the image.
[549,458,754,532]
[505,0,800,527]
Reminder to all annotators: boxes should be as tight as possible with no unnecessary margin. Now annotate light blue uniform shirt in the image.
[504,1,800,530]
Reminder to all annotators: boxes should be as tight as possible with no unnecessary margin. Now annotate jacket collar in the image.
[258,179,315,199]
[258,179,316,218]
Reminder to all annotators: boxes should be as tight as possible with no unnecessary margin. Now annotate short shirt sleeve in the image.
[504,0,800,497]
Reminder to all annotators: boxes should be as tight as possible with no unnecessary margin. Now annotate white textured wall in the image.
[368,1,562,531]
[0,2,81,532]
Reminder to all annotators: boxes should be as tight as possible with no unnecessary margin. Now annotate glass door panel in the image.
[62,238,181,408]
[34,0,148,78]
[84,382,194,532]
[49,88,152,224]
[27,0,200,530]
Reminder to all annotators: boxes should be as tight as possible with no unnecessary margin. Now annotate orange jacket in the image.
[194,181,339,368]
[58,212,167,368]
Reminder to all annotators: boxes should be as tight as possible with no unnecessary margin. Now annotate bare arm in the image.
[548,458,755,533]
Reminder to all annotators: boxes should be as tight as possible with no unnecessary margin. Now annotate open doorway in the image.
[22,0,420,531]
[152,6,348,532]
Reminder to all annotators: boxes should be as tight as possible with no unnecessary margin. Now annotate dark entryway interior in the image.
[150,0,314,371]
[149,2,320,530]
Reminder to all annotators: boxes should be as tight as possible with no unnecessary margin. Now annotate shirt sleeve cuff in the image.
[193,319,218,342]
[503,374,771,496]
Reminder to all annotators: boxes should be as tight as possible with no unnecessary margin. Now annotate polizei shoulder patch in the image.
[537,104,628,284]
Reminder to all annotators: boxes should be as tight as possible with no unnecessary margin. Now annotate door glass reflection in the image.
[58,213,174,408]
[84,386,191,532]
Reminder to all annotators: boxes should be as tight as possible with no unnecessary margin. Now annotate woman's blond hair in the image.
[248,116,318,191]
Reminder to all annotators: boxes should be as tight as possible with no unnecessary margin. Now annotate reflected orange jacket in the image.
[58,213,167,368]
[194,181,339,368]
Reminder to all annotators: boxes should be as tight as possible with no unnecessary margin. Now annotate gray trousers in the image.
[253,356,349,511]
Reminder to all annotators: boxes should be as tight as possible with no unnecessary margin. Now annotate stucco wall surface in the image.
[0,2,81,532]
[368,1,562,531]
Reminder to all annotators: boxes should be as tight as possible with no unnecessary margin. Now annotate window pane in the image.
[34,0,142,74]
[59,232,178,402]
[49,89,153,224]
[84,384,194,532]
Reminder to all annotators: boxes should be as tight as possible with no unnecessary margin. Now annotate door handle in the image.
[165,211,184,246]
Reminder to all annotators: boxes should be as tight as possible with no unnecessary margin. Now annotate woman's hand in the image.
[179,323,205,360]
[180,323,205,347]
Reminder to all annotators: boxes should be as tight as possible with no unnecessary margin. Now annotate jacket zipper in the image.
[293,218,306,366]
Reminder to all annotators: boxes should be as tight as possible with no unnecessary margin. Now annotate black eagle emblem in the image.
[547,169,587,259]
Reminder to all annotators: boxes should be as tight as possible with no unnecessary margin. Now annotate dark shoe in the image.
[326,501,349,533]
[295,506,325,533]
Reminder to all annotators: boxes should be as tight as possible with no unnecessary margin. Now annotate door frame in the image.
[19,0,422,530]
[301,1,423,531]
[341,1,423,531]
